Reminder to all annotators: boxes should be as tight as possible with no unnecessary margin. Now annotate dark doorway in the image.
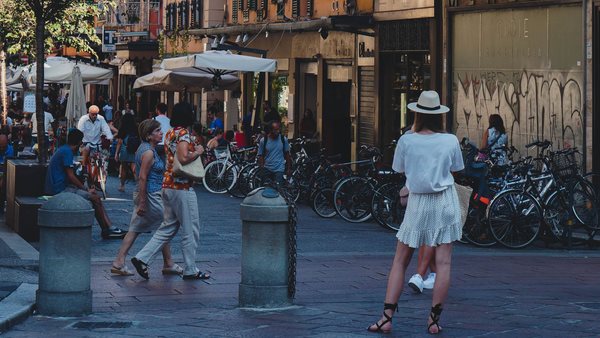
[323,80,352,162]
[593,5,600,172]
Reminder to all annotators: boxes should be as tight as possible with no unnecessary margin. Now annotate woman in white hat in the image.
[367,90,464,334]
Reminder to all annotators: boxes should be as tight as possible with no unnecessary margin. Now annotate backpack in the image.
[126,134,141,154]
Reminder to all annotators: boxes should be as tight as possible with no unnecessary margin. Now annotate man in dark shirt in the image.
[45,129,125,239]
[262,100,281,124]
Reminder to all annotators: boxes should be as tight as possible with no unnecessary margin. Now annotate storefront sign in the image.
[102,27,118,53]
[328,66,351,82]
[357,35,375,66]
[375,0,433,13]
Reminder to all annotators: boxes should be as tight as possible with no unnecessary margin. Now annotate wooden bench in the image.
[13,196,46,242]
[5,159,48,234]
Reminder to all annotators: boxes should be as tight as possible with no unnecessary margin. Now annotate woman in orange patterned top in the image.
[131,103,210,280]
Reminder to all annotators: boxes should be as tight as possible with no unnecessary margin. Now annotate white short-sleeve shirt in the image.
[31,111,54,136]
[154,114,171,145]
[392,132,464,194]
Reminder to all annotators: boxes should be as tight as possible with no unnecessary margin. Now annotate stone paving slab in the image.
[3,253,600,337]
[2,176,600,337]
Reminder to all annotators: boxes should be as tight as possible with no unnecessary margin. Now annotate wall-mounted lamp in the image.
[211,38,219,48]
[318,27,328,40]
[265,30,269,38]
[220,35,227,44]
[235,35,242,43]
[242,33,249,43]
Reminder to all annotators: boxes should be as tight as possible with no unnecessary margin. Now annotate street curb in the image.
[0,222,39,261]
[0,283,37,333]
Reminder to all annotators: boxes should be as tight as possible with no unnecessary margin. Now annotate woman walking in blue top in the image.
[367,91,464,334]
[110,119,182,276]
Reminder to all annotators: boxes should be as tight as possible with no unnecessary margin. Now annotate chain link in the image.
[277,185,297,299]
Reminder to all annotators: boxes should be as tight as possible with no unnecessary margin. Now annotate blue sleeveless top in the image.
[135,142,165,193]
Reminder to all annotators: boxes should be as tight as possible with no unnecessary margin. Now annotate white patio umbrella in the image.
[6,66,25,86]
[160,50,277,75]
[133,69,240,92]
[29,57,113,84]
[65,65,87,128]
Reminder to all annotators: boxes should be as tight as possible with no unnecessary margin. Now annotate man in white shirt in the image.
[154,102,170,145]
[77,105,114,145]
[31,111,54,138]
[154,102,170,159]
[77,105,115,176]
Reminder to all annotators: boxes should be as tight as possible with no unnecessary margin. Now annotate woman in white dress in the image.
[367,91,464,334]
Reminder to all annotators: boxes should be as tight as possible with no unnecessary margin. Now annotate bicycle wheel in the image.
[462,204,496,247]
[203,161,236,194]
[371,182,403,231]
[543,191,570,241]
[569,178,599,230]
[251,167,272,189]
[487,189,542,249]
[226,164,246,198]
[282,176,300,203]
[333,176,373,223]
[237,164,258,196]
[311,188,337,218]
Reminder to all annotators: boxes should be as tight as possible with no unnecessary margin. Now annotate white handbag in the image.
[172,152,205,181]
[454,183,473,226]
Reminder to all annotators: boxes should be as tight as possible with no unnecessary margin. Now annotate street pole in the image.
[0,51,7,127]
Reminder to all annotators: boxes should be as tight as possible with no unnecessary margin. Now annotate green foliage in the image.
[0,0,113,60]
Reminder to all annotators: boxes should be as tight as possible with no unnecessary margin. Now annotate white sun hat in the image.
[407,90,449,114]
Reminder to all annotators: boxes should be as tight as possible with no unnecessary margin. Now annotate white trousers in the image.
[135,188,200,276]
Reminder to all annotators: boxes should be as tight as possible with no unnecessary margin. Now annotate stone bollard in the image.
[239,187,291,308]
[36,192,95,316]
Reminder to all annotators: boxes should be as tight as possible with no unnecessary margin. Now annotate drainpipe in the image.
[582,0,588,170]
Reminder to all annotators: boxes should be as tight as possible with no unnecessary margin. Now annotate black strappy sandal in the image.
[131,257,149,280]
[367,302,398,333]
[427,303,443,334]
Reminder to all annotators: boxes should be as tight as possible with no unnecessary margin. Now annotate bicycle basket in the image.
[550,151,578,179]
[214,146,230,160]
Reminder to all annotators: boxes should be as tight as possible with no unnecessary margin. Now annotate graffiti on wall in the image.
[453,70,583,155]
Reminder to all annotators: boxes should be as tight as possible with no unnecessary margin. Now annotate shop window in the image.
[380,52,431,144]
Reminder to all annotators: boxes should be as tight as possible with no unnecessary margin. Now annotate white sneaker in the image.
[423,272,436,289]
[407,274,424,294]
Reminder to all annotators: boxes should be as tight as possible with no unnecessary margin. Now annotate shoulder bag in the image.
[172,151,205,181]
[476,133,502,161]
[454,183,473,226]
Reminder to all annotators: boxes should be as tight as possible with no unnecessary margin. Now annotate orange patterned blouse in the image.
[162,127,195,190]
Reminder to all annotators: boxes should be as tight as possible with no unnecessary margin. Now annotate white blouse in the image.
[392,132,465,194]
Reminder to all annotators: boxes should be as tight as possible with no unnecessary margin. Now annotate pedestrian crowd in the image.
[4,87,474,334]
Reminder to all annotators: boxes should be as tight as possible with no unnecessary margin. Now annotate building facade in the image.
[173,0,375,161]
[443,0,595,171]
[373,0,441,157]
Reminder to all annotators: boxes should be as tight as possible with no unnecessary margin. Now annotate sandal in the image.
[131,257,149,280]
[427,304,443,334]
[110,265,134,276]
[367,302,398,333]
[162,263,184,275]
[182,271,211,280]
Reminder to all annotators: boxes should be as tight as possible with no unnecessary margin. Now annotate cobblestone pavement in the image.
[3,177,600,337]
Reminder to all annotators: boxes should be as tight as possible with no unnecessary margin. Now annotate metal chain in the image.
[276,185,297,299]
